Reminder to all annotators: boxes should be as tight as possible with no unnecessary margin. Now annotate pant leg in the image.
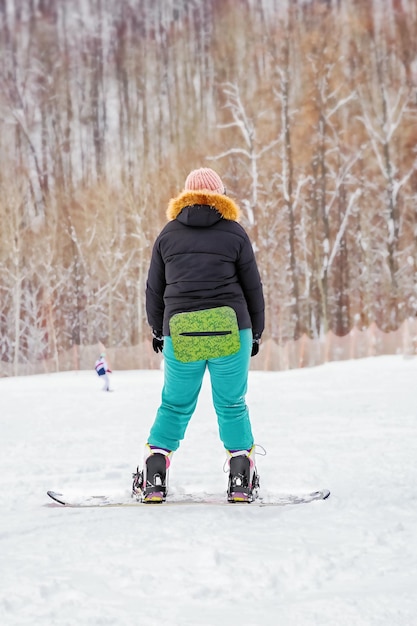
[148,336,207,451]
[99,372,109,390]
[207,328,254,451]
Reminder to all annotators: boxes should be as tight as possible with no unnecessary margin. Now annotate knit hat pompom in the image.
[184,168,225,194]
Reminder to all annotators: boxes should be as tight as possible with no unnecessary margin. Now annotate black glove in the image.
[251,333,261,357]
[152,329,164,353]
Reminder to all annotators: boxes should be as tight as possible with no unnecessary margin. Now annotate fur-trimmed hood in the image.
[167,190,240,222]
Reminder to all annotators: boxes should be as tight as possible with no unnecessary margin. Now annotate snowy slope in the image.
[1,356,416,626]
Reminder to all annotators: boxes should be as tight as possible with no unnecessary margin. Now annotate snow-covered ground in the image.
[1,355,416,626]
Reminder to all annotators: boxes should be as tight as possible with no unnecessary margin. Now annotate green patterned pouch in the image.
[169,306,241,363]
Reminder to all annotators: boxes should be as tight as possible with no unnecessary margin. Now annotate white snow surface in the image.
[1,355,416,626]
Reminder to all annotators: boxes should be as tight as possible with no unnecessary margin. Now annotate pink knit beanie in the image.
[184,168,225,193]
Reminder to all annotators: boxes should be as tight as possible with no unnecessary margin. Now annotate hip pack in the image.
[169,306,240,363]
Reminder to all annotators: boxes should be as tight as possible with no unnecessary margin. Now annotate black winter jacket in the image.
[146,189,265,337]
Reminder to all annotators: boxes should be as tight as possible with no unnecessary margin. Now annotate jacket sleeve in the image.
[145,238,166,332]
[236,232,265,337]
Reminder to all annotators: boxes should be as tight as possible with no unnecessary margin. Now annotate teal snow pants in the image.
[147,328,254,452]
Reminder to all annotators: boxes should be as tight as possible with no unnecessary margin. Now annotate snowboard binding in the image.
[227,447,260,503]
[132,446,172,504]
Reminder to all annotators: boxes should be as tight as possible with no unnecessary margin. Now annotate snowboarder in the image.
[132,167,265,503]
[94,353,112,391]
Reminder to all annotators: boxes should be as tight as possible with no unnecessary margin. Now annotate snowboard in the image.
[46,489,330,508]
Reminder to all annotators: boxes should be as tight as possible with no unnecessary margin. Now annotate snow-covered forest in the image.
[1,0,417,374]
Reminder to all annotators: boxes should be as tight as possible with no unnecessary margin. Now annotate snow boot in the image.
[227,446,260,503]
[132,444,173,503]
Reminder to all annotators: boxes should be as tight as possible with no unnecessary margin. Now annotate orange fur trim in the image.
[166,190,240,222]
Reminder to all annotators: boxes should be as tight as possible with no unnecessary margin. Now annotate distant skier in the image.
[94,353,112,391]
[132,167,265,503]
